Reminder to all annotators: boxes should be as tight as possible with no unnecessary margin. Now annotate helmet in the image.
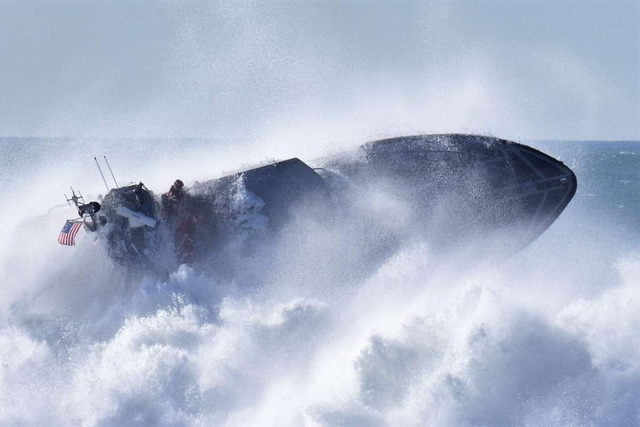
[174,179,184,188]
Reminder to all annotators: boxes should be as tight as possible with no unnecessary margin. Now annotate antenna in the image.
[103,156,119,188]
[65,186,84,208]
[94,157,110,191]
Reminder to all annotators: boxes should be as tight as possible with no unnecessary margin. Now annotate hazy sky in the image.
[0,0,638,140]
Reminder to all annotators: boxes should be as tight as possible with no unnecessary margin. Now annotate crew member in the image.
[175,213,201,264]
[161,179,185,218]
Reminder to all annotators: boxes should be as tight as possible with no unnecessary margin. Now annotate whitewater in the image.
[0,137,637,426]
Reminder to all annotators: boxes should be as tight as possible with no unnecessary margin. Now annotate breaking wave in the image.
[1,139,639,426]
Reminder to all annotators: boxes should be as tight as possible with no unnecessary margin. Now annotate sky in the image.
[0,0,638,141]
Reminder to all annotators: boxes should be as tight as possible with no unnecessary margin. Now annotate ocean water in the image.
[0,138,638,426]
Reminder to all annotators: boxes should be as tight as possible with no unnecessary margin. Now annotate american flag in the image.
[58,221,83,246]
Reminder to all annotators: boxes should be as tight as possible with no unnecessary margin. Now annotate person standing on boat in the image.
[161,179,185,218]
[175,212,203,264]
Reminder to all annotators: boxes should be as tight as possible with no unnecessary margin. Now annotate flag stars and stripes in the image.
[58,221,83,246]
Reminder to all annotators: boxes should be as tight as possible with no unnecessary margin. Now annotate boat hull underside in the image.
[95,134,577,270]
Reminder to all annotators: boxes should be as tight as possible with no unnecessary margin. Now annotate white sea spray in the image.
[0,140,638,426]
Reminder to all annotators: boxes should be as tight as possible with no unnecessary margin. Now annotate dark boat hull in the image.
[92,134,577,270]
[343,134,577,251]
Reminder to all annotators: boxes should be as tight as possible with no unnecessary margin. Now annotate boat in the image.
[59,134,577,272]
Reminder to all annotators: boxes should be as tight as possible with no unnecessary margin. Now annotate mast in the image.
[94,157,110,191]
[64,186,100,231]
[104,156,119,188]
